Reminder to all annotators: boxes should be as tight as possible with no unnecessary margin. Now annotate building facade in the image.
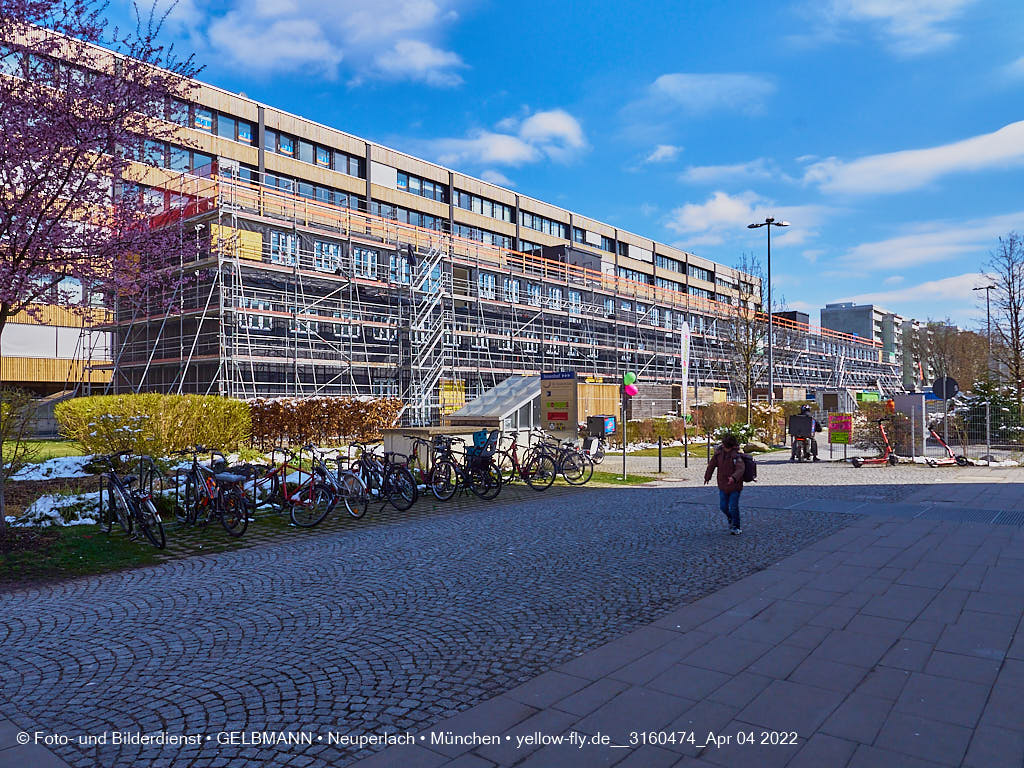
[5,38,902,420]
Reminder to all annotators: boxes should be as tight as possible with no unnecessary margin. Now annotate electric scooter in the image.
[851,417,900,468]
[925,427,970,467]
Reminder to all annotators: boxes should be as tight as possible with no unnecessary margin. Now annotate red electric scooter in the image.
[925,427,969,467]
[851,417,900,468]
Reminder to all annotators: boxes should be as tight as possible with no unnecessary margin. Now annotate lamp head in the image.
[776,220,791,227]
[747,223,761,229]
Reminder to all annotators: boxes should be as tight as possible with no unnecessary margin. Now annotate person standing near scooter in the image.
[704,434,746,534]
[802,404,822,461]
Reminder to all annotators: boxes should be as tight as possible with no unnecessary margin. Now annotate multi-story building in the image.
[6,37,902,421]
[821,302,904,368]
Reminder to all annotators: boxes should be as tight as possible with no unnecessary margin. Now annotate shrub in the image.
[54,394,250,456]
[713,422,756,444]
[698,402,742,437]
[248,396,404,447]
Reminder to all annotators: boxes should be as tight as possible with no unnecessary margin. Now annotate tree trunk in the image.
[1,308,9,535]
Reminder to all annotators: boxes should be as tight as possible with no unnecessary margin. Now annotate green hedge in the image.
[54,394,251,456]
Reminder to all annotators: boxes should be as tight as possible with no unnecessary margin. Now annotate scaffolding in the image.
[102,170,901,423]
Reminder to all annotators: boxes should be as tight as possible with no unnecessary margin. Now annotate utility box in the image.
[587,415,616,437]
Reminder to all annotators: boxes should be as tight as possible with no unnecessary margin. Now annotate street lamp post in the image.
[973,284,997,461]
[747,217,790,443]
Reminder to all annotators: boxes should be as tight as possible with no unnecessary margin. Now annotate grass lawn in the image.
[4,439,85,462]
[607,444,713,459]
[588,471,655,485]
[0,525,159,586]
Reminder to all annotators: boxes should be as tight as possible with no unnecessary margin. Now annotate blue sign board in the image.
[540,371,576,380]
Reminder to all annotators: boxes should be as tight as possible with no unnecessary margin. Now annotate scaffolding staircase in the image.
[407,246,452,424]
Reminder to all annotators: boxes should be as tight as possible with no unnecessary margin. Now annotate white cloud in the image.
[372,39,465,86]
[681,158,782,184]
[799,0,979,56]
[883,275,905,285]
[427,109,587,167]
[644,145,682,163]
[480,169,514,187]
[840,273,985,317]
[645,73,775,115]
[203,0,466,85]
[665,190,830,249]
[802,249,824,263]
[838,211,1024,269]
[805,121,1024,195]
[1005,56,1024,79]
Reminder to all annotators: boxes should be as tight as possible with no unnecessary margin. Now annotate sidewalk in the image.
[352,511,1024,768]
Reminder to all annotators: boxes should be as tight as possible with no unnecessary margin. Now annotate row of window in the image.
[656,255,685,274]
[616,267,652,285]
[264,128,364,178]
[265,172,363,211]
[454,190,514,223]
[370,202,447,232]
[397,172,447,203]
[520,212,567,239]
[184,105,256,145]
[139,140,215,174]
[454,224,513,250]
[656,277,684,292]
[689,264,714,283]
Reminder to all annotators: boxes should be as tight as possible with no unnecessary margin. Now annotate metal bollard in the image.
[658,437,663,474]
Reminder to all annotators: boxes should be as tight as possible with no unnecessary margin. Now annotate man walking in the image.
[704,433,746,534]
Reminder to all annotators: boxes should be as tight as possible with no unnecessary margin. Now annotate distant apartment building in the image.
[821,302,904,368]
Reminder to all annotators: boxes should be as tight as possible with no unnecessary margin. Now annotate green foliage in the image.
[713,422,756,444]
[54,394,251,456]
[0,387,38,481]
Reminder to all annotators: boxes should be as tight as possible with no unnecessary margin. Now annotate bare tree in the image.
[718,252,766,422]
[909,321,989,390]
[984,232,1024,415]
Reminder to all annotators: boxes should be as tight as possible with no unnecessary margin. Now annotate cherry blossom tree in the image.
[0,0,200,530]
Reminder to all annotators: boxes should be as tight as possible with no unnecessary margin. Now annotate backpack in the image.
[739,453,757,482]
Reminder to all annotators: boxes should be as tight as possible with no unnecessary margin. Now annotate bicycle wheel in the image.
[522,453,556,491]
[135,498,166,549]
[339,472,370,519]
[384,465,418,511]
[592,443,605,465]
[181,473,201,525]
[431,459,459,501]
[219,486,249,537]
[290,482,334,527]
[109,483,135,534]
[469,460,502,500]
[560,451,593,485]
[496,451,517,484]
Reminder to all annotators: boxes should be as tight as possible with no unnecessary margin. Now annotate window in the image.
[353,247,378,279]
[617,241,628,257]
[314,240,341,272]
[616,266,651,284]
[398,171,447,203]
[264,129,277,152]
[656,255,684,273]
[604,298,614,315]
[688,264,713,282]
[237,120,253,144]
[548,286,563,310]
[600,236,615,253]
[572,227,586,244]
[278,133,295,157]
[568,290,582,313]
[453,224,511,250]
[454,190,513,222]
[689,286,713,300]
[168,99,189,126]
[269,232,297,266]
[169,145,189,172]
[478,272,496,299]
[298,140,314,164]
[191,152,213,173]
[217,115,236,141]
[520,211,567,239]
[504,278,520,303]
[527,284,542,307]
[193,107,213,133]
[519,240,542,256]
[390,251,412,284]
[315,146,331,167]
[238,297,271,331]
[656,277,683,292]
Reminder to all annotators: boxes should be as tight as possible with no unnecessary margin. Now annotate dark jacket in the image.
[704,445,745,492]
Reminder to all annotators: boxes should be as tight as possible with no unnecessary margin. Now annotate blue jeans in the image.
[719,489,741,529]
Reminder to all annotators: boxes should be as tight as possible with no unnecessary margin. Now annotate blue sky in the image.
[123,0,1023,327]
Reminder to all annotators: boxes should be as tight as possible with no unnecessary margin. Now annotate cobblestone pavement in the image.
[0,466,855,768]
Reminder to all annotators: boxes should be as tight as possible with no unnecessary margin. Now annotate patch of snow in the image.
[11,455,94,482]
[6,491,101,527]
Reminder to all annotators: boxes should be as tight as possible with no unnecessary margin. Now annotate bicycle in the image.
[98,452,166,548]
[429,435,503,501]
[496,432,557,491]
[406,434,462,501]
[173,447,250,536]
[530,429,594,485]
[351,442,418,511]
